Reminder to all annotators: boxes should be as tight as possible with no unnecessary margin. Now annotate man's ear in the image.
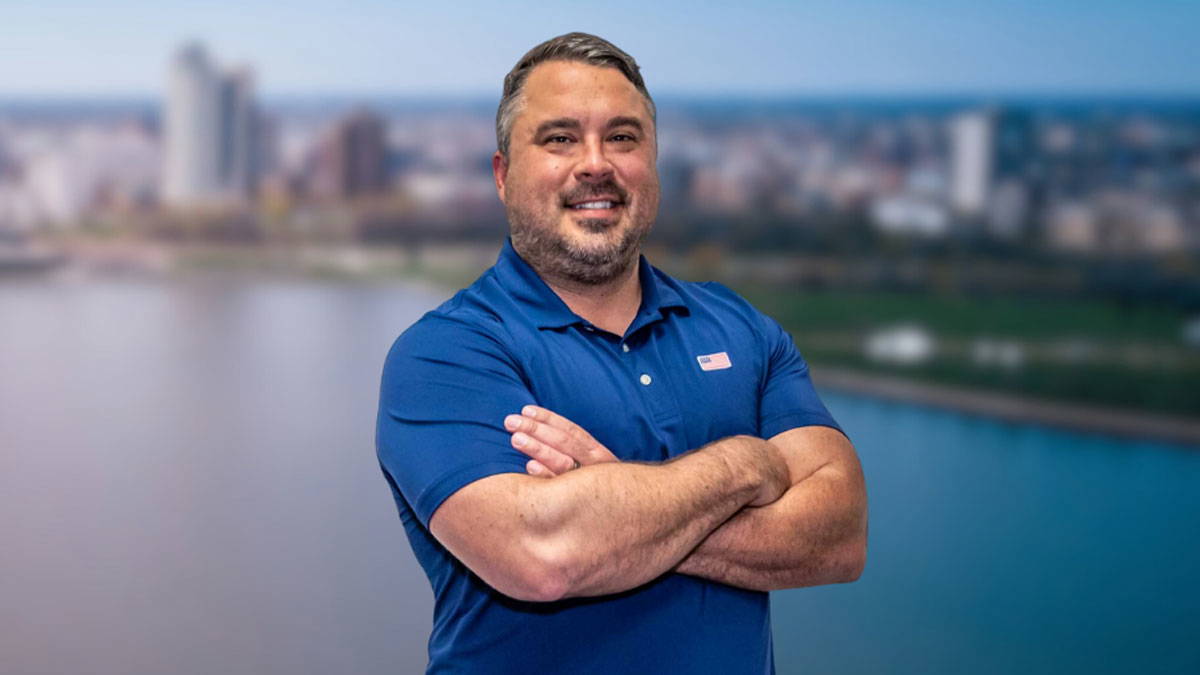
[492,151,508,204]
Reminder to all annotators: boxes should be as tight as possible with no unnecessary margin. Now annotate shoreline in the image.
[813,365,1200,448]
[18,238,1198,446]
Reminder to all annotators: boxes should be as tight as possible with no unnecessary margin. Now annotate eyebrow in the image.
[532,116,646,139]
[605,116,645,134]
[533,118,582,138]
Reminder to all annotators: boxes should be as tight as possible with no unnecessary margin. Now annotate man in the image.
[376,32,867,674]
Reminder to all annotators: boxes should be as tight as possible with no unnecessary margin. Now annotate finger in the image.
[526,459,557,478]
[506,409,618,466]
[516,408,613,465]
[511,431,577,475]
[522,405,602,446]
[507,413,582,459]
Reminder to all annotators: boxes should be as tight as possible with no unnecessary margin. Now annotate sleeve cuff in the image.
[414,459,530,528]
[760,410,844,442]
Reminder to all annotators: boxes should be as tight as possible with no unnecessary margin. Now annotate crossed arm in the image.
[428,406,867,602]
[672,425,867,591]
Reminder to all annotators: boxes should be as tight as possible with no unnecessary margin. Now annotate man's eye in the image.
[610,134,636,142]
[546,135,573,144]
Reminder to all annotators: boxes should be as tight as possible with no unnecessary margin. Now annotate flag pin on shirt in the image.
[697,351,732,371]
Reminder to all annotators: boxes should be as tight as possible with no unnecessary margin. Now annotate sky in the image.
[0,0,1197,97]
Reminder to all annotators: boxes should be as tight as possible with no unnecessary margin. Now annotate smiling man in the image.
[376,32,867,675]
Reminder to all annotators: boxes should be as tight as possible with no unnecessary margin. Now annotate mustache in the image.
[562,181,627,205]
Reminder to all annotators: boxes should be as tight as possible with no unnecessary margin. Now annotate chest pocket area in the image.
[665,346,761,453]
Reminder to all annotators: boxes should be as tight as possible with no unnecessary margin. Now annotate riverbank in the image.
[813,365,1200,447]
[19,237,1197,446]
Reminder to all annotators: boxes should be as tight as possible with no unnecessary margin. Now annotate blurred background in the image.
[2,2,1198,674]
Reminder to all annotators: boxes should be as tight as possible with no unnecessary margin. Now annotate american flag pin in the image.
[697,351,732,371]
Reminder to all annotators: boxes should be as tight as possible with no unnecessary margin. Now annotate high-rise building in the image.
[162,43,263,208]
[949,111,993,217]
[949,108,1039,238]
[220,67,258,197]
[310,110,388,200]
[162,44,219,205]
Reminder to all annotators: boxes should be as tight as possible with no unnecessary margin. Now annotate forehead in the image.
[516,60,652,129]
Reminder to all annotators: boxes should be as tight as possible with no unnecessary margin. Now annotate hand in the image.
[503,405,619,477]
[728,436,791,507]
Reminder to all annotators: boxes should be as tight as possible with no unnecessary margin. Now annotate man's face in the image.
[493,60,659,285]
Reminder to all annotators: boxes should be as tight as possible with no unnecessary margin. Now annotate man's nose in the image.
[575,137,614,181]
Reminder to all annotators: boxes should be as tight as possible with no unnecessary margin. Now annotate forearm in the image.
[522,436,773,599]
[675,460,867,591]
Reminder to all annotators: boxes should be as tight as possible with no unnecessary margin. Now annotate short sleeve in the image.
[756,312,844,440]
[376,313,534,527]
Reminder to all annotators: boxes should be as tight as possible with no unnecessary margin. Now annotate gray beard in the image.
[508,211,648,286]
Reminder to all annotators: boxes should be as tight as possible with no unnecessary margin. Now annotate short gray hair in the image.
[496,32,655,158]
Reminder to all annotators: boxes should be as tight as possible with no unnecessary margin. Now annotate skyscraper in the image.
[949,108,1039,238]
[310,109,388,200]
[949,110,993,217]
[162,43,262,208]
[220,67,258,198]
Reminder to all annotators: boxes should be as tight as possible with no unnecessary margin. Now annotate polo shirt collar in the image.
[495,237,688,332]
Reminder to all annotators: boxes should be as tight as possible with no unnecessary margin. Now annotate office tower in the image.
[950,108,1038,237]
[162,43,262,208]
[220,68,257,197]
[310,110,388,200]
[949,110,992,217]
[162,43,220,206]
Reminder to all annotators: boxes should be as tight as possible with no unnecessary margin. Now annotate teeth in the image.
[572,201,615,209]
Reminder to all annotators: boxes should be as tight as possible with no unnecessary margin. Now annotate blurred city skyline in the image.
[1,0,1198,98]
[2,18,1198,420]
[3,38,1198,264]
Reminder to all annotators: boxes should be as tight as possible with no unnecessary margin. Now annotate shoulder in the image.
[383,268,522,375]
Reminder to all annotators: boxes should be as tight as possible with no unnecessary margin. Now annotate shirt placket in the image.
[619,327,682,425]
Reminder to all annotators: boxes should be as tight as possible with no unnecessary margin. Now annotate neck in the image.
[540,257,643,336]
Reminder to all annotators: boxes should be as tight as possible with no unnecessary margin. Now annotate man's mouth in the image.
[569,200,621,210]
[563,183,628,214]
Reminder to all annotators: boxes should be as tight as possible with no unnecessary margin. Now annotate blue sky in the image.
[1,0,1197,96]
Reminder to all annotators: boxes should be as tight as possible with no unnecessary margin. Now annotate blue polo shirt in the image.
[376,239,841,675]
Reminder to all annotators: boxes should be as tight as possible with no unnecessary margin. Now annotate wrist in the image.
[705,435,768,504]
[731,435,791,507]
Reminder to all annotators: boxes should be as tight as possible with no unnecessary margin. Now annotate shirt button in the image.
[622,343,630,353]
[584,326,595,332]
[639,373,652,386]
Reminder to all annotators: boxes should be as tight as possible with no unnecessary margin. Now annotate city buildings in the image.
[309,109,387,201]
[161,43,264,208]
[949,110,993,218]
[0,72,1196,258]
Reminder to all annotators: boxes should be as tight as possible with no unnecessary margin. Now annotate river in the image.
[1,275,1196,674]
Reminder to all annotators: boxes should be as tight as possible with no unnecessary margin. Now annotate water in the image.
[773,394,1200,674]
[2,276,1197,675]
